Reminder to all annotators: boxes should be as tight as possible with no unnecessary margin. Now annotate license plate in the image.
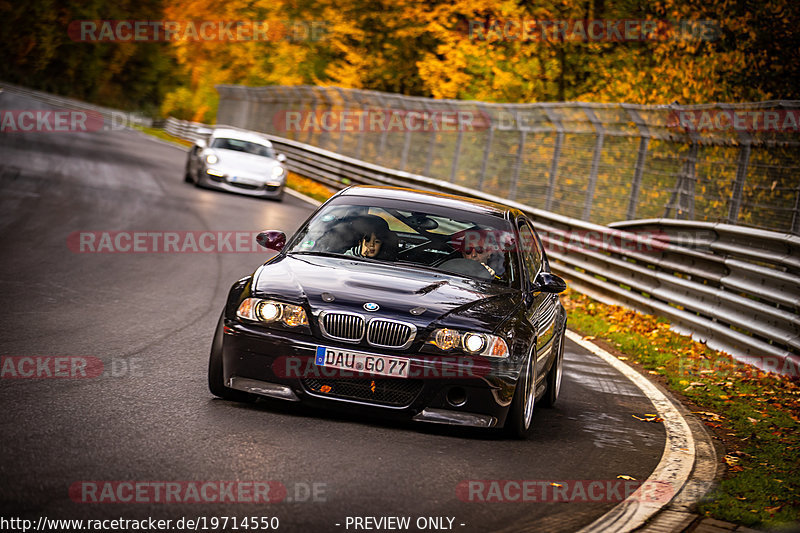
[229,176,259,185]
[315,346,409,378]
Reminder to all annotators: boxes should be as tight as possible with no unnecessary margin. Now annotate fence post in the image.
[509,110,525,201]
[582,106,605,221]
[477,103,494,191]
[792,184,800,235]
[542,107,564,211]
[450,103,464,183]
[423,100,437,178]
[354,90,366,160]
[727,142,751,224]
[399,97,413,172]
[333,87,348,156]
[625,107,651,221]
[301,86,316,146]
[376,93,390,163]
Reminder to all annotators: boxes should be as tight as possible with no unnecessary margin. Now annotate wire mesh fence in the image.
[216,84,800,234]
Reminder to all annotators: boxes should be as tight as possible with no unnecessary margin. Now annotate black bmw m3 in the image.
[209,186,567,438]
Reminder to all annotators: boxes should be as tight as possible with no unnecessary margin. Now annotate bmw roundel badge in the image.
[363,302,380,312]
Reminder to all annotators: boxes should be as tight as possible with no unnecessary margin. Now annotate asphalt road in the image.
[0,91,666,532]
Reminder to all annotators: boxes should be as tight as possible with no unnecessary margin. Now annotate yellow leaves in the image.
[616,475,636,481]
[632,414,664,423]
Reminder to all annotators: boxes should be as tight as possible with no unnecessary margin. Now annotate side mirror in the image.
[276,153,287,163]
[194,138,207,150]
[256,230,286,251]
[531,272,567,294]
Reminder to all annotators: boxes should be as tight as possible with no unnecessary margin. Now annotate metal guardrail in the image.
[168,119,799,376]
[0,80,153,128]
[217,84,800,235]
[164,117,211,142]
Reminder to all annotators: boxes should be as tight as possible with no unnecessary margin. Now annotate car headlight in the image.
[271,166,285,179]
[237,298,308,327]
[429,328,509,358]
[206,153,219,164]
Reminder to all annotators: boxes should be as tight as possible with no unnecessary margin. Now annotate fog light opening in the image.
[446,387,467,407]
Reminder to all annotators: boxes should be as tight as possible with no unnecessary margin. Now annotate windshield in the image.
[210,137,276,158]
[287,196,518,285]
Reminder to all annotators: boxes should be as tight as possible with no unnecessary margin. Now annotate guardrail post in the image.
[450,103,464,183]
[582,107,605,221]
[543,107,564,211]
[625,107,651,220]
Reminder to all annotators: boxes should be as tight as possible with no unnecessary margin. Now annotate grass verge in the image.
[135,125,194,148]
[285,172,336,203]
[562,288,799,529]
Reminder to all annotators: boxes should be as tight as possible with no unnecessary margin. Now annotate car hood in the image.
[207,149,281,177]
[252,254,520,331]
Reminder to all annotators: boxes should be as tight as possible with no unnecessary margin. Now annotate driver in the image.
[462,243,500,279]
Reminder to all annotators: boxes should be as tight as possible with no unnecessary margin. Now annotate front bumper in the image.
[199,169,284,198]
[221,320,521,428]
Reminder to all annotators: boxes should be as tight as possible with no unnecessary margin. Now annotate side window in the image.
[518,221,542,285]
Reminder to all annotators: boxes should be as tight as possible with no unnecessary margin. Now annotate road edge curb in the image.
[567,330,713,533]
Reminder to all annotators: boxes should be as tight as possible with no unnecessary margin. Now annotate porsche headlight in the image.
[429,328,509,358]
[271,166,285,179]
[237,298,308,327]
[206,153,219,165]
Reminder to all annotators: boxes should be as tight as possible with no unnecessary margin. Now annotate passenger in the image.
[346,215,398,261]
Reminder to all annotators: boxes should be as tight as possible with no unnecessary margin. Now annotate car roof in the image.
[339,185,519,218]
[211,127,273,146]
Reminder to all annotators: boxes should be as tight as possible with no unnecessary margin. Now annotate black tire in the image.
[541,327,565,408]
[505,348,537,439]
[184,162,193,183]
[208,312,254,402]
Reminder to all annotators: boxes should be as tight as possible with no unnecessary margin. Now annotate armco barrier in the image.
[169,120,799,375]
[0,81,153,128]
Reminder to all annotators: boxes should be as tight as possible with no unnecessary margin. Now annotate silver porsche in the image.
[184,127,287,201]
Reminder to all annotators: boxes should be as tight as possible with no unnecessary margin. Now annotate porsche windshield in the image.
[287,197,519,284]
[210,137,275,158]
